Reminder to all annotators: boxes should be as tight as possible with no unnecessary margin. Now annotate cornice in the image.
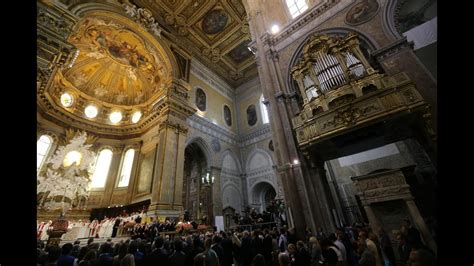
[37,2,78,41]
[187,114,273,150]
[190,59,235,100]
[247,173,276,188]
[187,114,238,146]
[221,168,241,178]
[371,37,414,60]
[235,77,262,102]
[247,166,275,178]
[238,124,272,148]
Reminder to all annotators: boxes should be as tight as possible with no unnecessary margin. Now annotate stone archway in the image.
[251,182,277,212]
[183,142,212,223]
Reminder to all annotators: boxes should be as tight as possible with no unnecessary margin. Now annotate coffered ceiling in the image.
[133,0,258,88]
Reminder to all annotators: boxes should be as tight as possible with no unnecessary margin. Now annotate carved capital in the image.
[158,120,188,134]
[266,49,279,61]
[274,92,285,101]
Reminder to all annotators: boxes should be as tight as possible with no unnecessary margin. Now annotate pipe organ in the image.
[290,33,430,150]
[291,33,374,103]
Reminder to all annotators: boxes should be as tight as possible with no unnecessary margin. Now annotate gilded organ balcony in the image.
[290,33,430,148]
[291,71,429,148]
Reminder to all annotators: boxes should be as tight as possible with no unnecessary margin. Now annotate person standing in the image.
[377,228,395,266]
[358,231,382,266]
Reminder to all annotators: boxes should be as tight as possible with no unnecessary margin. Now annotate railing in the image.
[233,221,278,232]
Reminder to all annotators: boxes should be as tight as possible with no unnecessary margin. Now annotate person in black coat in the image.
[262,229,273,266]
[219,231,234,266]
[211,235,225,266]
[112,218,121,238]
[295,241,311,266]
[143,236,169,266]
[240,231,253,266]
[169,239,187,266]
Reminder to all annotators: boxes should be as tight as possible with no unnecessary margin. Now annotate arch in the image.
[220,149,242,173]
[183,139,214,221]
[362,84,379,95]
[249,181,277,212]
[37,130,59,143]
[221,184,242,213]
[90,148,113,188]
[383,0,437,44]
[245,148,275,172]
[37,134,54,172]
[185,136,213,169]
[383,0,403,40]
[287,27,380,98]
[117,148,136,187]
[312,106,324,116]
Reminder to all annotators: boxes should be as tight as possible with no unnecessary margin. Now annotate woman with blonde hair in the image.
[308,237,323,266]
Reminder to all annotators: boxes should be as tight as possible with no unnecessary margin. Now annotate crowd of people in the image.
[37,217,436,266]
[37,211,185,241]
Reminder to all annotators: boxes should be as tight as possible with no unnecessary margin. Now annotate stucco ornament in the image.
[38,131,97,211]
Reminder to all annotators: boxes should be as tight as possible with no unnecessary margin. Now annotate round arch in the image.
[286,27,380,99]
[220,149,242,173]
[185,136,213,169]
[249,181,277,212]
[37,130,60,143]
[382,0,403,40]
[245,148,275,172]
[221,184,243,213]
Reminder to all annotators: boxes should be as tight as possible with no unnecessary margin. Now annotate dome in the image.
[63,14,171,106]
[38,12,177,134]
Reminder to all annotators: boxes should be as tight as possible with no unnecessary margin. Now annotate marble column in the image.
[306,162,337,233]
[103,147,122,207]
[405,199,437,255]
[211,166,223,217]
[363,205,382,234]
[126,143,142,204]
[147,78,194,218]
[148,122,188,218]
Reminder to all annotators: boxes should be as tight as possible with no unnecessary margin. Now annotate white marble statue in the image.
[37,131,97,211]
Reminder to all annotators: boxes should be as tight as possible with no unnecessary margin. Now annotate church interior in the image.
[36,0,437,264]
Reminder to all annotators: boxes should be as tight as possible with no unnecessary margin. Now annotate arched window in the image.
[118,149,135,187]
[286,0,308,18]
[90,149,113,188]
[37,135,53,172]
[260,94,269,124]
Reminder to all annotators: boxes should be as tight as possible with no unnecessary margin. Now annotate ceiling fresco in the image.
[65,15,170,106]
[134,0,257,87]
[228,40,252,64]
[202,9,229,35]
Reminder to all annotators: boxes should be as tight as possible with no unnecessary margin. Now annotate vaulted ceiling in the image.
[133,0,258,88]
